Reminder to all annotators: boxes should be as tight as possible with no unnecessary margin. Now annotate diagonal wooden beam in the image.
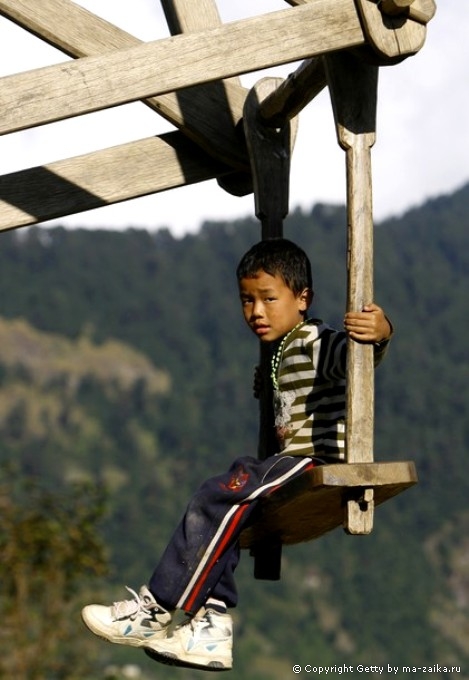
[0,0,249,170]
[0,0,364,138]
[258,57,327,129]
[0,131,231,232]
[161,0,226,40]
[159,0,251,196]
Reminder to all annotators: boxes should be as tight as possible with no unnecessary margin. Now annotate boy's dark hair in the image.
[236,238,313,294]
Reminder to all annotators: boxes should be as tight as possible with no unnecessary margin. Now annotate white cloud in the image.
[0,0,467,234]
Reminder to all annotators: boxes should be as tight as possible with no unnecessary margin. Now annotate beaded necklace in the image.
[270,320,306,390]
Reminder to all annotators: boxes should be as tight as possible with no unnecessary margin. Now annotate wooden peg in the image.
[354,0,427,60]
[379,0,436,24]
[379,0,414,15]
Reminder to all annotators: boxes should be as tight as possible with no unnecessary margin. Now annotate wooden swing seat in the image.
[240,461,417,549]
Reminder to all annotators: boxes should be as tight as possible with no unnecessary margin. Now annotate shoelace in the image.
[112,586,152,620]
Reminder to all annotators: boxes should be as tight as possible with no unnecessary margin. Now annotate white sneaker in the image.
[81,585,171,647]
[144,607,233,671]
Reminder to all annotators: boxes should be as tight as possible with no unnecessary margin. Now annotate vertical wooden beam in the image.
[243,77,297,579]
[244,78,297,239]
[325,51,378,534]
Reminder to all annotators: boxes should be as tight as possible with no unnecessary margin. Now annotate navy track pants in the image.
[149,453,318,614]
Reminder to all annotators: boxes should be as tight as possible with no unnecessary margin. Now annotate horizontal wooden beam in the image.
[0,0,364,137]
[0,0,249,170]
[0,131,230,232]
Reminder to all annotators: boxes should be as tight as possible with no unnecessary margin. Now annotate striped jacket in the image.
[273,319,387,461]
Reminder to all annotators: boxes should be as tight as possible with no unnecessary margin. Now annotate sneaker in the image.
[81,585,171,647]
[144,607,233,671]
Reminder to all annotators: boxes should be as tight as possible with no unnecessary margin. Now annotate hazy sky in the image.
[0,0,466,236]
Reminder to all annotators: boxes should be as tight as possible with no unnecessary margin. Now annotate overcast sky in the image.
[0,0,467,236]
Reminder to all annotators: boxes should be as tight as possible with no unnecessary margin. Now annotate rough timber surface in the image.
[0,132,231,232]
[239,462,418,548]
[0,0,249,170]
[285,0,428,61]
[0,0,364,137]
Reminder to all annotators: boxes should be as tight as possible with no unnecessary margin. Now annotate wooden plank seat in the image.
[240,461,418,549]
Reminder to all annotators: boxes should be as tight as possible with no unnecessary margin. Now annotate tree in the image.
[0,465,109,679]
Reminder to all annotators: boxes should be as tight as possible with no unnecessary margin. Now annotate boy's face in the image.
[239,270,311,342]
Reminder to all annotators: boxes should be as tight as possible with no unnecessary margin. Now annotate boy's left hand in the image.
[344,303,392,344]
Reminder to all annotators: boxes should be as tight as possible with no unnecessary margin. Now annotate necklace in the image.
[270,320,305,390]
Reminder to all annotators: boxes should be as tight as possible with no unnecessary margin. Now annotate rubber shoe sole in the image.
[144,646,232,672]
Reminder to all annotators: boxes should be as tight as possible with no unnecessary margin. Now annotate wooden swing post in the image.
[239,51,418,567]
[243,77,299,579]
[324,50,379,534]
[0,0,435,232]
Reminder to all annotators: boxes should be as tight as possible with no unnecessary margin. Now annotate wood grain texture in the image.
[160,0,223,36]
[285,0,430,60]
[325,51,378,467]
[0,0,364,136]
[285,0,435,24]
[244,77,298,239]
[355,0,426,59]
[240,462,418,547]
[379,0,436,24]
[0,132,230,231]
[258,57,327,128]
[325,51,379,533]
[0,0,249,170]
[159,0,250,196]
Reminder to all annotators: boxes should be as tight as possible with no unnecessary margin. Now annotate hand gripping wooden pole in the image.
[324,50,378,534]
[243,78,298,579]
[236,65,417,559]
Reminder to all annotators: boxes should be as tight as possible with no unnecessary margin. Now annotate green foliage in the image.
[0,465,108,679]
[0,182,468,676]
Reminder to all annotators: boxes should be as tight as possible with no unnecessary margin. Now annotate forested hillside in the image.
[0,182,468,679]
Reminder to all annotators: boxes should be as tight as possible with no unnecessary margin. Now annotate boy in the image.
[82,239,392,671]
